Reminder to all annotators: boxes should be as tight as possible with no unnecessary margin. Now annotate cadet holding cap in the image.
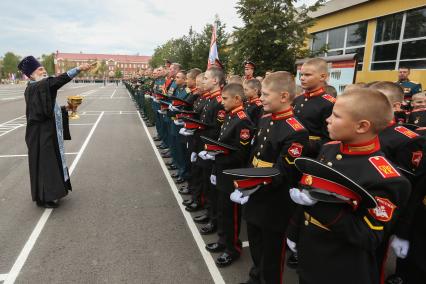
[18,56,93,208]
[201,83,255,268]
[228,71,309,284]
[287,88,411,284]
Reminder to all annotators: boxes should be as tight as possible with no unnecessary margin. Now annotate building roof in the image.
[56,52,151,63]
[309,0,370,18]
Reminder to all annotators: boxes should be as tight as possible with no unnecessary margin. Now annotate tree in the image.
[114,69,123,79]
[228,0,324,75]
[149,37,192,70]
[2,52,21,77]
[41,53,55,75]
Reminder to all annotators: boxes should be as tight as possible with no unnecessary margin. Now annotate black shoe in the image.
[167,164,177,170]
[171,173,179,178]
[200,222,217,235]
[146,123,155,127]
[178,186,191,195]
[185,202,202,212]
[161,149,170,155]
[162,154,172,159]
[205,242,225,253]
[215,252,239,267]
[385,275,404,284]
[175,177,185,184]
[157,144,167,149]
[165,161,174,166]
[286,252,298,269]
[153,136,161,141]
[193,214,209,224]
[182,199,193,206]
[36,201,58,208]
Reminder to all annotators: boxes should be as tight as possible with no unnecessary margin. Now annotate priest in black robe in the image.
[18,56,93,208]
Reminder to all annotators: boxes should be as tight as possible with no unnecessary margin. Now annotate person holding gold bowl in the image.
[17,56,94,208]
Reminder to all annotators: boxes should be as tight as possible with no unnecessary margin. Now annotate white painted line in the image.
[136,112,225,284]
[110,88,117,99]
[0,153,78,158]
[242,241,249,248]
[69,123,94,126]
[4,112,104,284]
[0,274,8,280]
[126,90,132,99]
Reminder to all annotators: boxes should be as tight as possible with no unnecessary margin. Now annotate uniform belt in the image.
[252,156,273,168]
[309,136,321,141]
[304,212,330,231]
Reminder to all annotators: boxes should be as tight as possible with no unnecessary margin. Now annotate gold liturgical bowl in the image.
[67,95,83,119]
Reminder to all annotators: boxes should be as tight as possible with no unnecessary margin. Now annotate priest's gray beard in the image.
[33,74,48,81]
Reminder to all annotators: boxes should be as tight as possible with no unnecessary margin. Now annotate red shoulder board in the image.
[368,156,400,179]
[261,113,272,119]
[216,96,222,103]
[394,126,419,139]
[368,197,397,222]
[286,117,305,131]
[237,111,247,120]
[217,110,226,120]
[325,140,341,145]
[322,94,336,104]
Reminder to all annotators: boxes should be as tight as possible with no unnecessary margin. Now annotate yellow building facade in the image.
[308,0,426,86]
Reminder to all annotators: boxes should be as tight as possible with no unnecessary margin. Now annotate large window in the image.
[371,7,426,70]
[311,22,367,70]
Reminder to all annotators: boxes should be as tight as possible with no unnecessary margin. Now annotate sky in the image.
[0,0,318,58]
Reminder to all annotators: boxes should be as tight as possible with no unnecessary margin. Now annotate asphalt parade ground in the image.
[0,83,394,283]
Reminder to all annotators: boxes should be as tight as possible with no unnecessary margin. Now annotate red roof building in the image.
[54,51,151,78]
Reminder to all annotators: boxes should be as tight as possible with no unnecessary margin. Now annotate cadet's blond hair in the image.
[262,71,296,100]
[223,83,246,101]
[412,92,425,100]
[244,79,262,92]
[188,68,202,79]
[303,58,328,74]
[339,88,393,133]
[369,81,404,104]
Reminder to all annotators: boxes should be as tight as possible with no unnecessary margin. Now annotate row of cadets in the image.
[243,78,264,126]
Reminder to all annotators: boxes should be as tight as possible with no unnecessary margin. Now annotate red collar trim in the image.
[245,75,254,80]
[209,90,222,98]
[388,118,396,127]
[190,87,198,93]
[271,108,294,120]
[340,136,381,155]
[230,105,244,115]
[249,97,261,104]
[303,87,325,98]
[411,107,426,113]
[202,92,210,99]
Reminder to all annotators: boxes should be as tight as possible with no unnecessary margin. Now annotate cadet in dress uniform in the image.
[287,89,411,284]
[243,78,263,126]
[229,72,309,284]
[293,58,335,157]
[201,83,254,267]
[243,61,255,82]
[406,92,426,127]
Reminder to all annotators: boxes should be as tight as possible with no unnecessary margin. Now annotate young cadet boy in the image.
[368,82,426,284]
[203,83,254,267]
[243,78,263,126]
[189,67,226,230]
[407,92,426,127]
[293,58,335,157]
[231,72,309,284]
[288,89,411,284]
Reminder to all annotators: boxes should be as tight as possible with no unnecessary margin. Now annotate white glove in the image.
[157,109,166,114]
[168,104,179,112]
[230,190,250,205]
[174,119,184,126]
[289,188,317,206]
[153,98,159,103]
[190,152,197,163]
[390,235,410,259]
[287,238,297,253]
[179,128,187,135]
[210,175,216,185]
[198,151,208,160]
[205,153,216,160]
[180,129,195,136]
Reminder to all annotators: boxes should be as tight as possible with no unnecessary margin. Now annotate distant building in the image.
[307,0,426,86]
[54,51,151,79]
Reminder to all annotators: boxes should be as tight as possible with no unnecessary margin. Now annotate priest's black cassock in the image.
[24,72,74,203]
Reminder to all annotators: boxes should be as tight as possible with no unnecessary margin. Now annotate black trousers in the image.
[217,189,242,256]
[202,167,217,224]
[246,222,286,284]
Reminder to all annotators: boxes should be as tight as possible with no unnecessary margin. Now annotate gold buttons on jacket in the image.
[327,162,333,167]
[336,154,342,160]
[304,220,309,226]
